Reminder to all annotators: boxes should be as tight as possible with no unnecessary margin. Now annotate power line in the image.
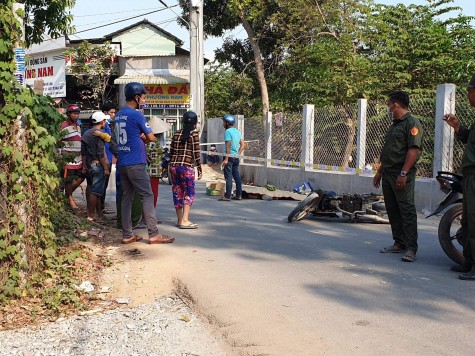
[73,5,179,35]
[74,7,162,18]
[74,12,171,29]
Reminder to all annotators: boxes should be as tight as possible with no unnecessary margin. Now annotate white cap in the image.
[91,111,107,124]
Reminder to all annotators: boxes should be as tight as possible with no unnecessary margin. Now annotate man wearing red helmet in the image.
[59,104,85,209]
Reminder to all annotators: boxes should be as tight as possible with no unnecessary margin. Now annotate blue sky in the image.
[70,0,475,59]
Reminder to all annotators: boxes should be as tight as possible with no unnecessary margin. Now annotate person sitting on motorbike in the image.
[207,144,220,166]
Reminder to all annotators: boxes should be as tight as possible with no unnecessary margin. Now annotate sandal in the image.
[149,234,175,244]
[122,234,143,244]
[179,223,198,229]
[380,245,406,253]
[401,250,416,262]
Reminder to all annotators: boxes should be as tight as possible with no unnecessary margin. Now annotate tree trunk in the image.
[240,16,270,118]
[341,104,356,168]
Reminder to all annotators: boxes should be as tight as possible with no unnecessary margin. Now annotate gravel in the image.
[0,297,227,356]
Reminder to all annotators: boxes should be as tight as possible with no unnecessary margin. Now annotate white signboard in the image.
[24,50,66,98]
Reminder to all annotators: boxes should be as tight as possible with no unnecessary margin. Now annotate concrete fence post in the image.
[356,99,368,170]
[433,84,456,177]
[265,111,272,167]
[236,115,244,163]
[302,104,315,171]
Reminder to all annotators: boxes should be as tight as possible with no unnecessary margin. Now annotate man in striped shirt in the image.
[59,104,85,209]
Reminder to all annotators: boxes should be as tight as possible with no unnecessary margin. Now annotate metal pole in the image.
[190,0,204,133]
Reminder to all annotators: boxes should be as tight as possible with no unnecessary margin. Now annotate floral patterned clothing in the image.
[170,165,196,208]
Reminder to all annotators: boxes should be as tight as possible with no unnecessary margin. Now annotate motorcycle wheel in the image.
[287,192,320,223]
[168,165,172,185]
[438,203,464,265]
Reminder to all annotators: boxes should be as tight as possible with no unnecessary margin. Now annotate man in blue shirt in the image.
[115,82,174,244]
[220,114,245,201]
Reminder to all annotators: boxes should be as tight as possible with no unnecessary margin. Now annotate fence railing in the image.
[241,84,475,178]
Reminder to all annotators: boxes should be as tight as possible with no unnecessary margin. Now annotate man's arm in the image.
[95,134,110,176]
[401,147,421,174]
[394,146,421,190]
[373,160,384,188]
[222,140,231,166]
[444,114,470,143]
[238,138,245,156]
[145,132,155,143]
[81,141,88,174]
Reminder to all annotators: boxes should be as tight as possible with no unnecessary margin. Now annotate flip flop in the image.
[401,250,416,262]
[179,223,198,229]
[380,245,406,253]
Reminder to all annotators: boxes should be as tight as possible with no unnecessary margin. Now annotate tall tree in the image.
[65,41,117,108]
[22,0,75,47]
[204,62,258,118]
[179,0,284,117]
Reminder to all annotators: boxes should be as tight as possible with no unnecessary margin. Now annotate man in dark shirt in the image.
[443,73,475,280]
[81,111,110,222]
[373,91,423,262]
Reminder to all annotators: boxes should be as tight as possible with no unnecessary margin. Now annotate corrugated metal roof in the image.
[114,69,190,84]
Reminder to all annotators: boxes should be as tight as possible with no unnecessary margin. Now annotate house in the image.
[69,19,191,132]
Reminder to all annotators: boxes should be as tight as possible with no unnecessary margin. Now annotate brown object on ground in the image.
[149,234,175,244]
[122,235,143,244]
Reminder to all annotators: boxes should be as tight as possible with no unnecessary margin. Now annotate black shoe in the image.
[232,196,242,200]
[450,261,473,273]
[459,267,475,280]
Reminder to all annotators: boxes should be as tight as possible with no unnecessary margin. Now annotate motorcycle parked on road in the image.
[426,171,464,265]
[287,189,389,224]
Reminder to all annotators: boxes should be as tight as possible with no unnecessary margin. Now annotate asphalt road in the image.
[110,179,475,356]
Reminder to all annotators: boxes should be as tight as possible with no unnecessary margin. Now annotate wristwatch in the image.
[400,170,407,177]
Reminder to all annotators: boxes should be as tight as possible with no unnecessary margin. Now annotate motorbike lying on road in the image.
[425,171,464,265]
[287,189,389,224]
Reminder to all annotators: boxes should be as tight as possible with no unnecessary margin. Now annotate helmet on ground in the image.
[223,114,235,125]
[91,111,107,124]
[66,104,80,113]
[125,82,147,99]
[182,111,198,124]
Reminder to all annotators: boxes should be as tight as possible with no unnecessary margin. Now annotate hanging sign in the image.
[144,84,190,109]
[24,50,66,98]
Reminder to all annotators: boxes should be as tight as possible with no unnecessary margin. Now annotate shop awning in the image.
[114,69,190,84]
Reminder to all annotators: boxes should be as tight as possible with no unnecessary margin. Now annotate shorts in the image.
[62,168,86,183]
[88,163,105,196]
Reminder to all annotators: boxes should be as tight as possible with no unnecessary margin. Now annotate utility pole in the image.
[12,1,28,285]
[190,0,204,132]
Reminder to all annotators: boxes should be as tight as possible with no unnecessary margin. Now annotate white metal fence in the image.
[241,84,475,178]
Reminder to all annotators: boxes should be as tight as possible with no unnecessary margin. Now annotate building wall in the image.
[112,24,175,56]
[121,55,190,70]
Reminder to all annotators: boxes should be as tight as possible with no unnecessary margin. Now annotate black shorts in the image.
[63,168,86,183]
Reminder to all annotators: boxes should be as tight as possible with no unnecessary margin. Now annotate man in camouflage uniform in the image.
[443,73,475,280]
[373,91,423,262]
